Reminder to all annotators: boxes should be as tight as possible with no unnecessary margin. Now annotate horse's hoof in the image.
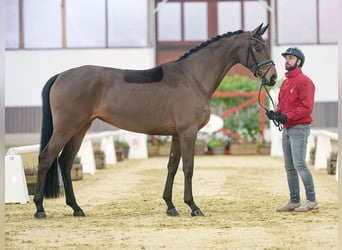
[34,211,47,219]
[73,209,86,217]
[166,208,179,216]
[191,209,205,217]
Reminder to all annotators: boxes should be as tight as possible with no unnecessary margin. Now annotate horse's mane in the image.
[177,30,244,62]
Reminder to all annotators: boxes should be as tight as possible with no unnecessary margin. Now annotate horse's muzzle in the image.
[262,75,277,86]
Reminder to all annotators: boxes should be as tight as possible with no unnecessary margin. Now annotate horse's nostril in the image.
[270,75,277,85]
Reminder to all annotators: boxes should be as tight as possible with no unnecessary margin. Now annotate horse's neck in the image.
[179,38,242,96]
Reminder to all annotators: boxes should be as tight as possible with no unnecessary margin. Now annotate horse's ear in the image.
[252,23,269,36]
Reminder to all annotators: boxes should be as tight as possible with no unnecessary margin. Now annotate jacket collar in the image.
[285,67,302,78]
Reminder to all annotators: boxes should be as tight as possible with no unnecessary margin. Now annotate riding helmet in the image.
[281,47,305,66]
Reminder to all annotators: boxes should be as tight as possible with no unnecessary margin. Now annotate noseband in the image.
[245,32,274,82]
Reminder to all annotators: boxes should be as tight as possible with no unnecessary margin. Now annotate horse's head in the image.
[241,24,277,86]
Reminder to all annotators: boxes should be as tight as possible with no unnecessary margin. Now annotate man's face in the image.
[284,55,300,71]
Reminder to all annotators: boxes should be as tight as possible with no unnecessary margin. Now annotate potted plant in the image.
[257,142,271,155]
[24,165,38,195]
[114,140,130,159]
[71,156,83,181]
[94,149,106,169]
[147,135,159,157]
[194,139,206,155]
[207,132,229,155]
[154,135,172,156]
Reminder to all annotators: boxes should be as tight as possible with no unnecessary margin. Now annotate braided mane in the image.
[177,30,244,61]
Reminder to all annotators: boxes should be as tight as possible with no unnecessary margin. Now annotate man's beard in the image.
[285,64,298,71]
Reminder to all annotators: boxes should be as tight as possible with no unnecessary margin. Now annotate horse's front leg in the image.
[163,136,181,216]
[180,132,205,217]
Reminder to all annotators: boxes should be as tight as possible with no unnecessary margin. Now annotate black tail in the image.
[40,74,61,198]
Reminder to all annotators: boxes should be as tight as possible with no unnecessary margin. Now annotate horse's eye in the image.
[254,44,264,52]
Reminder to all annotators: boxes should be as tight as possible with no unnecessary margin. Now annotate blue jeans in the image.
[282,125,316,203]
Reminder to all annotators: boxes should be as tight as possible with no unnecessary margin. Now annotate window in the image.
[277,0,317,44]
[318,0,337,43]
[66,0,106,48]
[5,0,20,49]
[217,1,241,34]
[184,2,207,41]
[156,0,208,43]
[24,0,62,49]
[276,0,337,44]
[5,0,151,49]
[108,0,149,47]
[157,2,182,41]
[244,1,268,39]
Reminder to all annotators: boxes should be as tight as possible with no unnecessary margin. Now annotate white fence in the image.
[309,130,338,171]
[5,128,338,204]
[5,130,148,204]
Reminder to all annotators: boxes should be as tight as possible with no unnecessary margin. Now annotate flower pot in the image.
[211,145,226,155]
[230,143,258,155]
[258,144,271,155]
[71,163,83,181]
[116,147,124,161]
[148,145,159,157]
[94,150,106,169]
[327,151,337,175]
[122,146,129,159]
[158,143,172,156]
[194,143,206,155]
[25,175,37,195]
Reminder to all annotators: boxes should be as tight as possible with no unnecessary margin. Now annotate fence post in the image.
[100,134,117,165]
[314,134,332,169]
[5,155,29,204]
[78,139,96,174]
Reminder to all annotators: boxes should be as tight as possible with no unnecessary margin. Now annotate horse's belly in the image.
[99,111,177,135]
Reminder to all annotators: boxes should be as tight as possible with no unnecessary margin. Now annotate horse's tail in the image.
[40,74,61,198]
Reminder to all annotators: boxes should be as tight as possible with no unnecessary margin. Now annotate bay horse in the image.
[34,23,277,218]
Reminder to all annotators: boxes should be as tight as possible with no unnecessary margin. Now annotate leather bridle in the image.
[245,32,275,85]
[245,32,283,130]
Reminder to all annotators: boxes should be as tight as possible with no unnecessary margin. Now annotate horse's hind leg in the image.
[163,136,181,216]
[58,122,92,216]
[34,133,68,218]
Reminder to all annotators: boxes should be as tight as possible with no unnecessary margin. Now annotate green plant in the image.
[195,139,205,146]
[206,131,230,150]
[114,140,129,148]
[211,75,273,143]
[73,156,81,164]
[207,139,222,149]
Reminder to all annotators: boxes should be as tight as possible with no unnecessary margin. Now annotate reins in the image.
[258,83,283,131]
[245,32,283,131]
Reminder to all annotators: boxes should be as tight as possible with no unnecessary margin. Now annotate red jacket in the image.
[277,67,315,128]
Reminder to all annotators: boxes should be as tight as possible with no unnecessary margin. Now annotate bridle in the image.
[245,32,283,131]
[245,32,274,81]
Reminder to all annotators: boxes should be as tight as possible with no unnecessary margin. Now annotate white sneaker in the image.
[276,202,301,212]
[294,200,319,212]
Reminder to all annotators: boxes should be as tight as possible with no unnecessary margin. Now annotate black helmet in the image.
[281,47,305,66]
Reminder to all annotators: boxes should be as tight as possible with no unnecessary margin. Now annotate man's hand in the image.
[275,112,287,124]
[266,110,275,120]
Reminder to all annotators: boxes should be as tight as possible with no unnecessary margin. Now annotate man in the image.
[267,47,319,212]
